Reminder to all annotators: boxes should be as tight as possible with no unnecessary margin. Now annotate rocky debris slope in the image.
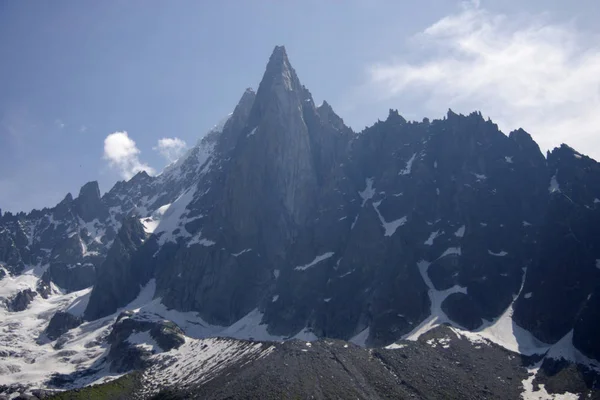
[36,326,600,400]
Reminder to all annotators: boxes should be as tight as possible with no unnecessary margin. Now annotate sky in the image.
[1,0,599,213]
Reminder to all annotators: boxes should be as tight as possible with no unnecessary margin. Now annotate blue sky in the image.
[1,0,599,213]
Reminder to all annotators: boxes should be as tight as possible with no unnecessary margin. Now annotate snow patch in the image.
[247,127,257,137]
[454,225,465,238]
[338,270,354,278]
[153,187,198,246]
[220,309,283,341]
[350,327,370,347]
[473,173,487,182]
[399,153,417,175]
[452,268,552,356]
[294,252,335,271]
[232,249,252,257]
[350,215,359,230]
[505,156,513,163]
[358,178,375,206]
[187,234,216,248]
[385,343,407,350]
[292,328,318,342]
[439,247,461,258]
[488,250,508,257]
[372,200,406,237]
[140,204,171,234]
[424,230,442,246]
[549,174,560,193]
[546,330,600,369]
[127,330,161,353]
[426,336,451,349]
[404,260,467,341]
[524,292,532,299]
[271,295,279,302]
[65,289,92,317]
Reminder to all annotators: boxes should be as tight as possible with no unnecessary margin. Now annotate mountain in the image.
[1,46,599,399]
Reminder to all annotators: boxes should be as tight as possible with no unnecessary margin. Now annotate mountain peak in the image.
[266,45,290,69]
[75,181,107,222]
[258,45,300,95]
[271,45,287,57]
[77,181,101,201]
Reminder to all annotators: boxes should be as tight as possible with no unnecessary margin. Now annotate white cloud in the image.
[103,131,155,179]
[367,1,600,159]
[55,119,65,129]
[153,137,187,163]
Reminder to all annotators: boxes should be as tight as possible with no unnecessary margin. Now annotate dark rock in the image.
[514,145,600,346]
[45,312,83,341]
[6,289,37,312]
[36,273,52,299]
[73,181,108,222]
[441,293,483,330]
[106,311,185,372]
[46,262,95,293]
[534,357,600,398]
[84,216,151,320]
[573,288,600,360]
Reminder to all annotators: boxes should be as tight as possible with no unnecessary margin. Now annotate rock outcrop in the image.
[106,311,185,372]
[44,312,83,341]
[6,289,37,312]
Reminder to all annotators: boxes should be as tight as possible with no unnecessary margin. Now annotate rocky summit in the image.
[1,46,599,399]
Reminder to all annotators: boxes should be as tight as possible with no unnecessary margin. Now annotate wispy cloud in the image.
[153,137,187,163]
[366,0,600,158]
[103,131,155,179]
[55,119,65,129]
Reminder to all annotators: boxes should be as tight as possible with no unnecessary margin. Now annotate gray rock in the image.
[45,312,83,341]
[73,181,108,222]
[84,216,150,320]
[106,311,185,372]
[6,289,37,312]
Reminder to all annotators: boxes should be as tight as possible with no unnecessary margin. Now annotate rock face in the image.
[513,144,600,357]
[106,311,185,372]
[6,289,37,312]
[84,217,150,320]
[1,46,600,369]
[44,312,83,341]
